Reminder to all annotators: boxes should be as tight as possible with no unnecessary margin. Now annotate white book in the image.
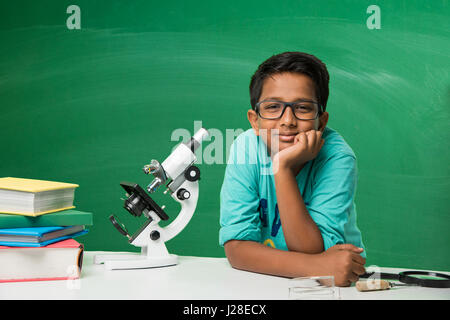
[0,239,84,282]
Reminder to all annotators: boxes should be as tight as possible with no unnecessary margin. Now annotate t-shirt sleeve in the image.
[219,137,262,246]
[307,152,358,251]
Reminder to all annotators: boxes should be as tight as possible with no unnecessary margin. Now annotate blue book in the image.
[0,226,87,247]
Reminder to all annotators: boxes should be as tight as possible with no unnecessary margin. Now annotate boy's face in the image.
[248,72,329,155]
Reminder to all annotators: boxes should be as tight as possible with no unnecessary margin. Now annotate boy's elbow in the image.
[224,240,245,269]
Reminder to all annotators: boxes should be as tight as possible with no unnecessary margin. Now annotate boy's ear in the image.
[317,111,329,132]
[247,109,260,136]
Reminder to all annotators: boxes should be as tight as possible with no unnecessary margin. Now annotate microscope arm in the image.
[163,179,199,242]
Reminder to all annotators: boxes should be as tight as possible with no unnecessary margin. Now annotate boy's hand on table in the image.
[317,244,366,287]
[273,130,324,174]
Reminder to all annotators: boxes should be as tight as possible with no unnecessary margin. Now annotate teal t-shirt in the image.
[219,127,366,257]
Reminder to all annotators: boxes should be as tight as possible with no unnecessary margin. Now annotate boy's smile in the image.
[248,72,329,156]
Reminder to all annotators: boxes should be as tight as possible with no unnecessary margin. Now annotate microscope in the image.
[94,128,209,270]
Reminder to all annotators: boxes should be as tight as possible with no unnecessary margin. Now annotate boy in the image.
[219,52,366,287]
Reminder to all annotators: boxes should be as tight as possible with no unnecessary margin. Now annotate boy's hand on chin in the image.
[273,130,324,174]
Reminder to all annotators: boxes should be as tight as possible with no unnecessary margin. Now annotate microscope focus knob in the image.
[185,165,200,182]
[177,188,191,200]
[150,230,160,241]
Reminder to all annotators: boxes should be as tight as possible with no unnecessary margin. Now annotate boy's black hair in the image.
[249,52,330,113]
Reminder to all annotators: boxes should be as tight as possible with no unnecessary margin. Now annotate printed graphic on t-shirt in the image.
[259,198,281,248]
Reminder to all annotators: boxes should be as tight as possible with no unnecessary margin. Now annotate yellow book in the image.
[0,177,79,217]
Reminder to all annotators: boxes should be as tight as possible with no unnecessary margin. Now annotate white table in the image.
[1,251,449,300]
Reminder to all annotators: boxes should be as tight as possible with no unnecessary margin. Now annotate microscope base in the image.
[94,253,178,270]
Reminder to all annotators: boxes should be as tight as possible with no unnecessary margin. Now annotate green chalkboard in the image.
[0,0,449,272]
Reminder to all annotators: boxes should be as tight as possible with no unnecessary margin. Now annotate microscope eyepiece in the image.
[186,128,209,152]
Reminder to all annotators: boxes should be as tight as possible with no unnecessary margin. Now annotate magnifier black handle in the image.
[109,214,131,239]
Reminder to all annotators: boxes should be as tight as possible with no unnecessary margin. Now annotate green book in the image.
[0,209,93,229]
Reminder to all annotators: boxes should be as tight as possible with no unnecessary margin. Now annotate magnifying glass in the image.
[398,271,450,288]
[360,271,450,288]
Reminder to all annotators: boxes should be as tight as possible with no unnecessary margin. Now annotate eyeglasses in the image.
[255,99,322,120]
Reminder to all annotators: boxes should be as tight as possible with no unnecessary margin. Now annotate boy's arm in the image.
[274,167,324,253]
[272,130,326,253]
[225,239,318,278]
[225,239,366,287]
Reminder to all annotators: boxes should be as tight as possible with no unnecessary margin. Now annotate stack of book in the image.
[0,177,93,283]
